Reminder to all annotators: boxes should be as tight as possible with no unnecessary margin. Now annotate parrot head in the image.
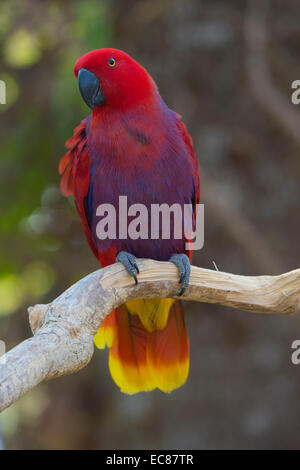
[74,48,155,111]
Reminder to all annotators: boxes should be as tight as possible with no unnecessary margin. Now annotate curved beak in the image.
[78,68,105,109]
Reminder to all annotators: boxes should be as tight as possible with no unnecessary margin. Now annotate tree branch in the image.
[0,259,299,412]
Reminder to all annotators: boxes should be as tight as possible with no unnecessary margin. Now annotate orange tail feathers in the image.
[94,300,189,394]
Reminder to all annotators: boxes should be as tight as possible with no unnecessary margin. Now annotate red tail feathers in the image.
[94,300,189,394]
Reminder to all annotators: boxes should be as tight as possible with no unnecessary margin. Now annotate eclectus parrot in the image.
[59,49,200,394]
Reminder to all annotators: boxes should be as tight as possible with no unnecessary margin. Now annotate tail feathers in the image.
[109,306,155,394]
[94,309,117,349]
[147,301,189,393]
[94,300,189,394]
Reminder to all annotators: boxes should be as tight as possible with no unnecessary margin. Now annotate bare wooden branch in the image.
[0,259,299,412]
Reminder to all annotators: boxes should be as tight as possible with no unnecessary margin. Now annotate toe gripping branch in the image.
[169,254,191,296]
[117,251,190,296]
[116,251,140,284]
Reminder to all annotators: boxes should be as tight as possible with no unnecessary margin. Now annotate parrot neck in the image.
[91,76,161,116]
[87,92,173,166]
[90,88,166,130]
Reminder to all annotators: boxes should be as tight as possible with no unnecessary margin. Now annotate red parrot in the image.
[59,49,200,394]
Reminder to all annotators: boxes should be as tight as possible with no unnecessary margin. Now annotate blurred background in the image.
[0,0,299,450]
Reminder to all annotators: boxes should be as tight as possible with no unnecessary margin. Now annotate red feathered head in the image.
[74,48,156,111]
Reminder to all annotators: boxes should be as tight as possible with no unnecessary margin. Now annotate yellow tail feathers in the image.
[94,299,189,394]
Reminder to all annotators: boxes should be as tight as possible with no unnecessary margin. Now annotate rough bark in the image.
[0,259,299,412]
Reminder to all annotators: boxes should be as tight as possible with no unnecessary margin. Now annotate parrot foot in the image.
[169,254,191,296]
[116,251,139,284]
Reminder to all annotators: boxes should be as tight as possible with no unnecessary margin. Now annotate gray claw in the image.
[169,253,191,296]
[116,251,139,284]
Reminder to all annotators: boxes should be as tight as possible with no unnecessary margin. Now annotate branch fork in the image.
[0,259,299,412]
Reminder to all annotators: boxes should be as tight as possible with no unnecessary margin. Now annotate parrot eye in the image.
[108,57,116,68]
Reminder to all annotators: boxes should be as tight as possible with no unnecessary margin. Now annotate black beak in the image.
[78,68,105,109]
